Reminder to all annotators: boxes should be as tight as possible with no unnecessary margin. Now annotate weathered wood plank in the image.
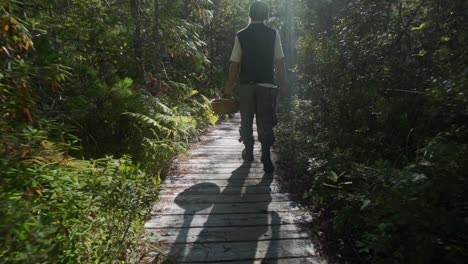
[189,147,262,152]
[152,201,300,215]
[160,239,318,263]
[146,225,310,243]
[166,173,276,180]
[194,138,257,143]
[184,154,264,160]
[175,159,258,164]
[191,146,262,150]
[179,159,264,165]
[184,148,260,154]
[195,136,244,140]
[185,257,326,264]
[169,166,272,174]
[159,184,284,195]
[191,146,250,150]
[163,178,280,187]
[176,162,265,168]
[158,193,291,204]
[145,211,311,229]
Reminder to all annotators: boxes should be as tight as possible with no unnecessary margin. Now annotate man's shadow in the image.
[167,161,281,263]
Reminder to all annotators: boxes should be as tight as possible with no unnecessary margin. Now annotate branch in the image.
[393,0,428,46]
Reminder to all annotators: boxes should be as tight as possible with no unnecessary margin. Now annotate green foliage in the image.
[1,0,217,262]
[310,139,467,263]
[275,0,467,263]
[200,0,251,90]
[0,118,158,263]
[122,82,218,175]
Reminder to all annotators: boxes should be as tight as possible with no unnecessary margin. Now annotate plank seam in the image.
[169,237,312,245]
[145,224,303,229]
[150,211,297,216]
[178,255,320,263]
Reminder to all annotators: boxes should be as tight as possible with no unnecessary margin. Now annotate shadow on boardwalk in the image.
[167,162,280,263]
[144,115,324,263]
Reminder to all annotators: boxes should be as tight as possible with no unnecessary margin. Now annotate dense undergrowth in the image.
[1,0,217,262]
[275,0,467,263]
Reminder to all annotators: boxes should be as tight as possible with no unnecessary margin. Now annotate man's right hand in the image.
[224,62,240,98]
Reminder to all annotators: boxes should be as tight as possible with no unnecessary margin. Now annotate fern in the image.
[122,112,171,139]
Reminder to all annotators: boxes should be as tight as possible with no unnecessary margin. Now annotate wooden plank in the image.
[189,152,273,156]
[187,153,263,159]
[159,184,284,195]
[197,136,243,139]
[174,164,265,170]
[189,146,243,150]
[195,141,241,145]
[189,149,275,155]
[199,133,240,137]
[145,211,311,229]
[169,166,272,174]
[198,135,241,139]
[159,187,279,196]
[187,154,273,160]
[160,239,318,263]
[175,160,250,164]
[158,193,291,204]
[195,138,244,143]
[197,138,241,142]
[163,178,281,187]
[173,161,272,167]
[152,201,300,215]
[191,145,260,149]
[166,172,276,180]
[191,146,248,149]
[188,257,326,264]
[146,225,310,243]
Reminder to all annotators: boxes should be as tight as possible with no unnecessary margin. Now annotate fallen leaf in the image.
[35,188,43,196]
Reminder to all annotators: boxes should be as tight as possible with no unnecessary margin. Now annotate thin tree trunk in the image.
[131,0,145,81]
[153,0,162,75]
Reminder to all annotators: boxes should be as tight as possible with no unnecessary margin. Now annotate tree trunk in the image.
[153,0,162,75]
[131,0,145,81]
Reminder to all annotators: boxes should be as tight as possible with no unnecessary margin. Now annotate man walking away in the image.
[224,1,287,173]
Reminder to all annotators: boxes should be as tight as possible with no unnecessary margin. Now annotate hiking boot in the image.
[262,158,274,173]
[242,147,254,162]
[261,147,274,173]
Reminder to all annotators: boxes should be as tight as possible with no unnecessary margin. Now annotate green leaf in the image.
[411,22,427,31]
[329,171,339,182]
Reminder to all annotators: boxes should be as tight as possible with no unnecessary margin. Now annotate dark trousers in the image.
[239,84,276,149]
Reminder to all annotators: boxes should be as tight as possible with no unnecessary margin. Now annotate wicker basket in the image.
[211,98,239,115]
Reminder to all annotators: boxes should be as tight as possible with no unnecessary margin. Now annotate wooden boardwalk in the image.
[144,115,325,264]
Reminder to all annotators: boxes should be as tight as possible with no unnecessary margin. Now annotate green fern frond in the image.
[122,112,172,135]
[155,101,174,115]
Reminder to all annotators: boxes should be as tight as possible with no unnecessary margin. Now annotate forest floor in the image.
[142,114,326,263]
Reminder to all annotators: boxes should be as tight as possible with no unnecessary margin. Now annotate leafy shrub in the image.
[118,81,217,175]
[0,123,159,263]
[1,2,217,262]
[310,138,467,263]
[275,0,467,263]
